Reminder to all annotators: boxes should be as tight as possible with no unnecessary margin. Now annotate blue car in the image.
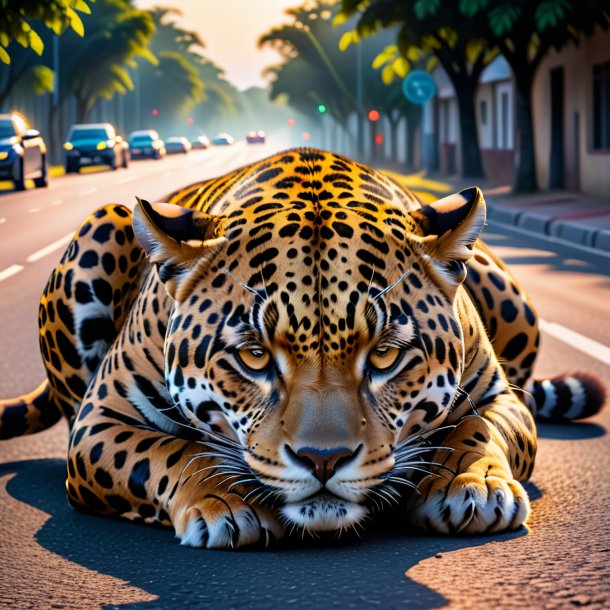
[64,123,130,173]
[0,113,48,190]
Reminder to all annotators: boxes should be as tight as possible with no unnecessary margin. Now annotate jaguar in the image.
[0,149,605,548]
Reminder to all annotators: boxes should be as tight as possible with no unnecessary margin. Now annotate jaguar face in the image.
[132,167,485,534]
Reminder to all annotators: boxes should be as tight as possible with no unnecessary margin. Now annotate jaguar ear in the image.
[411,187,486,264]
[132,198,226,299]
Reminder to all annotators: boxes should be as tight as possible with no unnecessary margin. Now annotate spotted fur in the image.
[0,149,605,547]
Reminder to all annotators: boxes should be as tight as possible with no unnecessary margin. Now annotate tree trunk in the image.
[513,71,538,193]
[454,79,485,179]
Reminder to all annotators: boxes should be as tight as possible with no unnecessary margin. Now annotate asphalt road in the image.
[0,147,608,610]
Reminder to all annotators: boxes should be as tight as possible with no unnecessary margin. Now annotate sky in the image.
[135,0,300,91]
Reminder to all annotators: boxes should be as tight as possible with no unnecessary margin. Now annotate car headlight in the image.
[152,141,162,149]
[97,141,107,150]
[63,142,73,150]
[0,151,8,160]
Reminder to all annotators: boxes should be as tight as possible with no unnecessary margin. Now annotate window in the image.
[593,62,610,150]
[480,100,488,125]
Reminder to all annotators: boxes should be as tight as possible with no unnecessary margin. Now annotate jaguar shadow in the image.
[2,458,529,610]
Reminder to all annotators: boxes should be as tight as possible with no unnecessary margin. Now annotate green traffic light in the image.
[317,103,327,114]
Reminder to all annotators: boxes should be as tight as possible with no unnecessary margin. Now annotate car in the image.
[64,123,129,173]
[190,135,210,149]
[212,132,234,145]
[128,130,165,160]
[165,137,192,154]
[0,112,48,190]
[246,130,266,144]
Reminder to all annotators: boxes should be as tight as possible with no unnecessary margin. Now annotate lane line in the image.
[0,264,24,282]
[540,319,610,367]
[78,187,97,196]
[26,233,73,263]
[119,175,139,184]
[28,207,41,214]
[50,199,63,206]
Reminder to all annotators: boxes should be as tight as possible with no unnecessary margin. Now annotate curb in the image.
[486,199,610,255]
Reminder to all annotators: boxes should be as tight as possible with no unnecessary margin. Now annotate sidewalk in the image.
[381,169,610,256]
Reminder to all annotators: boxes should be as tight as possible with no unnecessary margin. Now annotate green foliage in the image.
[487,5,522,37]
[0,0,94,64]
[57,0,155,120]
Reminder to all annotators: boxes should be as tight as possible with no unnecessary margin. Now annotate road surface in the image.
[0,146,608,610]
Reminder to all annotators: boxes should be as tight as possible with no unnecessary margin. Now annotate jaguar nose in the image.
[286,445,360,484]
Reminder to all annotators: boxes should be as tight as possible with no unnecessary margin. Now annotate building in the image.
[424,27,610,197]
[533,27,610,194]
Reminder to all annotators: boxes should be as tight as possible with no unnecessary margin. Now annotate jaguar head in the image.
[132,167,485,534]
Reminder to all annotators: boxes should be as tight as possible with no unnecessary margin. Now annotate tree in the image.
[128,8,239,135]
[0,30,55,108]
[462,0,610,192]
[59,0,155,123]
[0,0,93,64]
[340,0,498,179]
[260,3,360,147]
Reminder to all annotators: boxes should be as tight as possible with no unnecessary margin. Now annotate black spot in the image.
[94,467,114,489]
[128,459,151,499]
[501,332,529,361]
[90,441,104,464]
[79,486,106,511]
[114,450,127,469]
[105,494,131,513]
[500,299,519,323]
[79,250,99,268]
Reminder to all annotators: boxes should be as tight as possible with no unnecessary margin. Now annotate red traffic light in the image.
[152,109,159,116]
[368,109,380,122]
[187,117,194,125]
[303,131,311,141]
[288,118,295,126]
[375,133,384,145]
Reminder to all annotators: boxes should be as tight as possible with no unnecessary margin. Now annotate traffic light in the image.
[317,103,327,115]
[375,133,384,145]
[288,118,295,126]
[152,109,159,116]
[187,117,194,125]
[368,109,380,122]
[303,131,311,141]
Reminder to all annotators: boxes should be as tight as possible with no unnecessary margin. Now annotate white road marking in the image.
[540,319,610,367]
[50,199,63,206]
[26,233,73,263]
[119,175,139,184]
[78,187,97,196]
[28,207,41,214]
[0,264,24,282]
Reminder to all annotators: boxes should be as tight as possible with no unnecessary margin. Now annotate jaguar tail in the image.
[525,372,606,423]
[0,380,63,440]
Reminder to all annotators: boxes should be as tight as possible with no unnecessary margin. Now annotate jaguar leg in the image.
[38,204,144,421]
[465,241,539,389]
[408,390,536,534]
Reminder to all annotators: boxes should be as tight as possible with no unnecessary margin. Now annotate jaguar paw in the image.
[173,493,284,549]
[409,471,530,535]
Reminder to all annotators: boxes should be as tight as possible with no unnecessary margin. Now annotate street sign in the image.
[402,70,436,105]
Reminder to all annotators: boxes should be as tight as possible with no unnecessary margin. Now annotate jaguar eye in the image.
[369,346,401,373]
[236,347,271,373]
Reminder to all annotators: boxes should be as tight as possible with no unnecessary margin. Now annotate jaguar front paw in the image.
[409,468,530,535]
[173,493,285,549]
